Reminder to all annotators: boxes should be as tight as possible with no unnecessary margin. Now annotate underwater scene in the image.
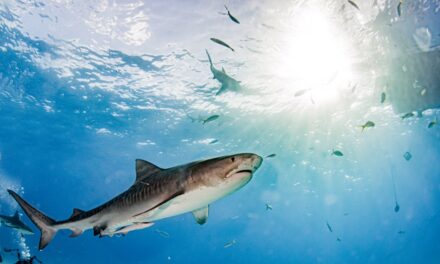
[1,0,440,263]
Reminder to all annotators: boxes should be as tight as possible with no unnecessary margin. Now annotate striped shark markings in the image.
[8,153,262,250]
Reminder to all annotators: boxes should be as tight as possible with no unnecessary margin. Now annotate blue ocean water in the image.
[0,0,440,263]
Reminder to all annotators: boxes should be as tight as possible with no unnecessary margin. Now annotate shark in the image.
[7,153,262,250]
[205,49,241,95]
[0,211,34,235]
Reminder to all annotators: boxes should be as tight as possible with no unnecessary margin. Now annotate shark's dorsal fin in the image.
[192,206,209,225]
[136,159,162,182]
[70,208,84,219]
[13,211,19,220]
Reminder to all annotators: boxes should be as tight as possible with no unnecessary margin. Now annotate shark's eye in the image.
[231,157,235,162]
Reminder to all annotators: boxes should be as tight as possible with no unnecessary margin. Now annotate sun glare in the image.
[275,7,354,105]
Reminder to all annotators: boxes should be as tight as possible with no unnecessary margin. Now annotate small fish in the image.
[294,89,309,97]
[337,237,342,242]
[224,239,236,248]
[343,213,349,216]
[326,221,333,233]
[347,0,360,11]
[210,38,234,52]
[202,114,220,124]
[224,5,240,24]
[394,202,400,212]
[265,203,272,211]
[398,230,405,234]
[265,154,276,158]
[381,92,386,103]
[155,229,170,238]
[403,151,412,161]
[397,1,403,17]
[332,150,344,157]
[209,139,219,144]
[360,121,375,131]
[401,112,414,120]
[428,119,437,128]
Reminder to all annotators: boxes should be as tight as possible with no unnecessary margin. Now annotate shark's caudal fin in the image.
[7,190,57,250]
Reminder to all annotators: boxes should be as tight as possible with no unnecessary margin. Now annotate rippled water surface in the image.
[1,0,440,263]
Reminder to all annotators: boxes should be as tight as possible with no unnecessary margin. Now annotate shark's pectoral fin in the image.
[69,228,83,238]
[70,208,84,219]
[133,190,185,218]
[192,206,209,225]
[135,159,163,183]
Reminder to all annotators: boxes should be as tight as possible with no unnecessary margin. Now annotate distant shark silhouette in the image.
[8,153,262,250]
[0,211,34,235]
[205,49,241,95]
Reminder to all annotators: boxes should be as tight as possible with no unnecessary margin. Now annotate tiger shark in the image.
[8,153,262,250]
[0,211,34,235]
[205,49,241,95]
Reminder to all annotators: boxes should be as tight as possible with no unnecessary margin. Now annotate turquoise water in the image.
[1,0,440,263]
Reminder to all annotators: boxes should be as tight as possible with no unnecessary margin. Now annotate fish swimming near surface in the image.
[294,89,310,97]
[224,5,240,24]
[397,1,403,17]
[202,115,220,124]
[347,0,360,10]
[331,150,344,157]
[360,121,375,131]
[428,118,437,128]
[210,38,234,52]
[398,230,405,234]
[209,139,219,144]
[401,112,415,120]
[381,92,386,104]
[265,203,272,211]
[8,153,262,250]
[403,151,412,161]
[155,229,170,238]
[265,154,276,158]
[206,49,241,95]
[0,211,34,235]
[326,221,333,232]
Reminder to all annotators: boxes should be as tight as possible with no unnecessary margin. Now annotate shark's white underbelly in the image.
[142,182,243,222]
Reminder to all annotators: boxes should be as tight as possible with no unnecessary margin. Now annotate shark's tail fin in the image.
[7,190,57,250]
[205,49,213,66]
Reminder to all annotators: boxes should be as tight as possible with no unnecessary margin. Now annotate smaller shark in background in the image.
[0,211,34,235]
[205,49,241,95]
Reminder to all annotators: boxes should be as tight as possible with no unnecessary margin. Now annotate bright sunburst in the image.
[273,5,355,105]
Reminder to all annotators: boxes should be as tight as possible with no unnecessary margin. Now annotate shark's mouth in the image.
[236,169,253,174]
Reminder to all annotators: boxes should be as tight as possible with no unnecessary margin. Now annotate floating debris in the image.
[224,239,236,248]
[202,115,220,124]
[155,229,170,238]
[209,139,219,144]
[224,5,240,24]
[428,119,437,128]
[265,203,272,211]
[265,154,276,158]
[381,92,386,103]
[403,151,412,161]
[210,38,234,52]
[398,230,405,234]
[326,221,333,233]
[360,121,375,131]
[331,150,344,157]
[347,0,360,10]
[397,1,403,17]
[401,112,415,120]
